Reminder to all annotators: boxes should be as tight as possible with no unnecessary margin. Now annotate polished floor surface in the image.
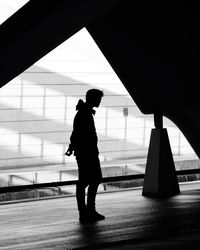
[1,182,200,249]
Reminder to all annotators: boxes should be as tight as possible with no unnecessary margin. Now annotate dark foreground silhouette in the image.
[66,89,105,223]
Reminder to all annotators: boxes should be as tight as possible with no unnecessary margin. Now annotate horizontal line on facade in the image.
[101,149,147,153]
[0,94,129,98]
[0,143,144,148]
[0,105,136,108]
[6,83,122,86]
[0,129,149,135]
[0,150,147,161]
[0,119,144,124]
[36,59,87,62]
[105,106,137,108]
[98,127,151,130]
[0,105,138,111]
[0,128,157,135]
[0,144,186,151]
[0,119,54,123]
[24,71,115,74]
[0,105,137,109]
[98,139,144,142]
[0,139,146,145]
[0,152,191,163]
[0,122,145,126]
[98,127,149,130]
[0,141,148,147]
[0,155,61,161]
[0,143,65,148]
[21,131,70,134]
[0,131,69,135]
[0,117,143,123]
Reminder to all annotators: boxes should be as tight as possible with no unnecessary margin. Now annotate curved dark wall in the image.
[87,1,200,157]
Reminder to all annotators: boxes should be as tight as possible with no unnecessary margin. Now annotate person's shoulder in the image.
[75,108,88,119]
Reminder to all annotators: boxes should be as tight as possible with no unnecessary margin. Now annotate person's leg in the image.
[86,156,105,221]
[76,155,104,222]
[76,181,91,223]
[76,181,87,212]
[87,182,105,221]
[76,156,89,222]
[87,182,99,211]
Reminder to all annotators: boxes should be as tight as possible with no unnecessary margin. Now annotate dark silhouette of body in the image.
[66,89,105,223]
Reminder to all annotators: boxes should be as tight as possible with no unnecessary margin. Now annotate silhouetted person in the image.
[66,89,105,223]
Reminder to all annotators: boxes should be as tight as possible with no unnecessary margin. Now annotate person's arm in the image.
[65,114,79,156]
[65,142,74,156]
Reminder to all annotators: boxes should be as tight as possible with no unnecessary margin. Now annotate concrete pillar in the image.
[142,114,180,197]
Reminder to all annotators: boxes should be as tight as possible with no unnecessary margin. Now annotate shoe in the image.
[79,210,105,224]
[89,210,105,221]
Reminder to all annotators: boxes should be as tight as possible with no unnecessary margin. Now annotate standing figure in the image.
[66,89,105,223]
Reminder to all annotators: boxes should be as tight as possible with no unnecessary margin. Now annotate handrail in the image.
[0,168,200,194]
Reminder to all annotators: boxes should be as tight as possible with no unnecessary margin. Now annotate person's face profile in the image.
[87,92,103,107]
[94,97,102,107]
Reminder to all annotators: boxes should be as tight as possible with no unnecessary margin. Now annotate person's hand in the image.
[65,148,73,156]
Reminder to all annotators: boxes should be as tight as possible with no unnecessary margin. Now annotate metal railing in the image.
[1,168,200,194]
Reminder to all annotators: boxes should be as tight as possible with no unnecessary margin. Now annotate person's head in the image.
[86,89,104,107]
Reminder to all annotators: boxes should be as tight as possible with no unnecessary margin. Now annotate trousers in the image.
[76,154,102,211]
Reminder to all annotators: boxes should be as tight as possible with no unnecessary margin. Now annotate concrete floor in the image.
[1,182,200,249]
